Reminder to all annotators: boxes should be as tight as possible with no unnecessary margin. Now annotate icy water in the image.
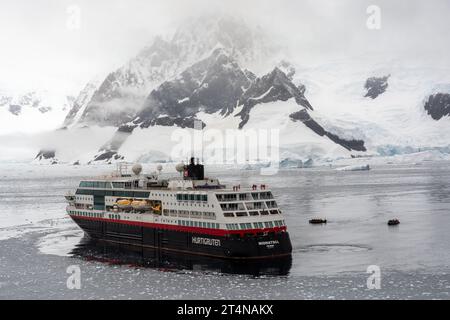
[0,162,449,299]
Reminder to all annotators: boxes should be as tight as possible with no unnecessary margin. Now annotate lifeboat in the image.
[309,218,327,224]
[131,200,150,211]
[116,199,132,209]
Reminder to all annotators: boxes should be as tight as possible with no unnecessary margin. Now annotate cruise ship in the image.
[65,158,292,259]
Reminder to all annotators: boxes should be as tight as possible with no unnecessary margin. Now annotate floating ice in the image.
[336,164,370,171]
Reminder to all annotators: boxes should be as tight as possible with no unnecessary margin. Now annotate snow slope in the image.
[0,90,71,135]
[113,98,351,164]
[294,56,450,152]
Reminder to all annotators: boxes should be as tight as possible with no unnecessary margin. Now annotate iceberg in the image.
[336,164,370,171]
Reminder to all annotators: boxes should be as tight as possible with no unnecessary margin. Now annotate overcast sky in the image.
[1,0,449,95]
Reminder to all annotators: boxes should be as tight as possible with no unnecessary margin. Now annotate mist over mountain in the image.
[52,16,368,165]
[64,16,279,129]
[1,10,450,165]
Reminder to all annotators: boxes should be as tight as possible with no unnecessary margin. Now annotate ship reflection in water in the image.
[70,236,292,277]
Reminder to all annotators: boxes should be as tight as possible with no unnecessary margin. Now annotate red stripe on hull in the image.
[69,214,287,237]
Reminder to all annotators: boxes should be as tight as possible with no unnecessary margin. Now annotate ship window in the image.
[201,195,207,202]
[249,211,259,216]
[227,194,237,201]
[264,221,274,228]
[239,194,248,200]
[122,191,133,197]
[235,211,248,217]
[239,223,247,230]
[134,192,150,198]
[112,182,125,189]
[195,194,201,201]
[266,201,277,208]
[79,181,93,188]
[76,189,93,195]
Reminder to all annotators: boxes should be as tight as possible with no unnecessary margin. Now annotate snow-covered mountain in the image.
[66,15,278,129]
[0,89,72,135]
[294,57,450,155]
[31,16,450,165]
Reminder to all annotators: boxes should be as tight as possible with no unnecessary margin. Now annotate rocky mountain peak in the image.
[134,48,254,129]
[236,67,313,128]
[364,74,390,99]
[67,15,276,128]
[424,92,450,120]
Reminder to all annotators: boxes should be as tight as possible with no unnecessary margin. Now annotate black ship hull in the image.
[71,237,293,276]
[70,216,292,260]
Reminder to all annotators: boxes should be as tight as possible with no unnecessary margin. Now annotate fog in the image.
[0,0,449,95]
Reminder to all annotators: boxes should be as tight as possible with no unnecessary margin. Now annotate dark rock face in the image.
[236,67,313,128]
[35,150,56,160]
[63,82,98,127]
[134,51,314,132]
[8,105,22,116]
[364,75,390,99]
[424,93,450,120]
[290,109,366,152]
[135,48,254,129]
[91,125,134,163]
[92,151,124,162]
[151,116,205,129]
